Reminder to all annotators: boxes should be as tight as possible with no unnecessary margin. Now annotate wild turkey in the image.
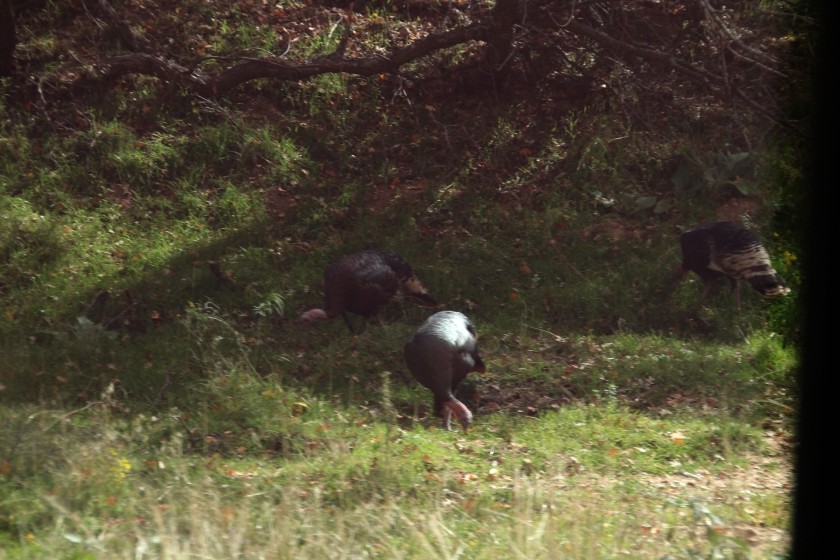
[299,250,437,333]
[404,311,486,431]
[677,221,790,309]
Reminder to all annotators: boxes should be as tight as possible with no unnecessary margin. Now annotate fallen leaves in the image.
[225,469,258,479]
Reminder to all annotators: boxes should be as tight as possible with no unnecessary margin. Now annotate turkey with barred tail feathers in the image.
[677,221,790,309]
[299,250,437,334]
[404,311,486,431]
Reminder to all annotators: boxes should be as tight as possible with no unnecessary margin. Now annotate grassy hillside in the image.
[0,0,814,557]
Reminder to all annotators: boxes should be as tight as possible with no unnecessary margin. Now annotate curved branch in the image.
[58,22,490,99]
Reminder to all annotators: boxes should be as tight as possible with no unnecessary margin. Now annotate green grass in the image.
[0,384,789,559]
[0,301,795,556]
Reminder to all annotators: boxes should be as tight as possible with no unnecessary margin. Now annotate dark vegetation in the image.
[0,0,820,556]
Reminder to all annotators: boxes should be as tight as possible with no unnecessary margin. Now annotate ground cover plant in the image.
[0,0,815,557]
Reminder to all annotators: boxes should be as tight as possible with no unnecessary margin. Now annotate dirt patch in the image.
[580,215,651,243]
[714,197,765,223]
[262,186,300,219]
[363,177,432,215]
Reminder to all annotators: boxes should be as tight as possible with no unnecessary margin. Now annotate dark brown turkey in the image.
[404,311,486,431]
[677,221,790,309]
[299,250,437,333]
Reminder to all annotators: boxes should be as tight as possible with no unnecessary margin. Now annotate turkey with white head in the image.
[404,311,486,431]
[676,221,790,310]
[299,250,437,334]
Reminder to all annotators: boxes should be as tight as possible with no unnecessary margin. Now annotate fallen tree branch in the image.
[55,21,490,99]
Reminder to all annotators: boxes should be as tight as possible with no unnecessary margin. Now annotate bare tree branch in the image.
[56,22,490,98]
